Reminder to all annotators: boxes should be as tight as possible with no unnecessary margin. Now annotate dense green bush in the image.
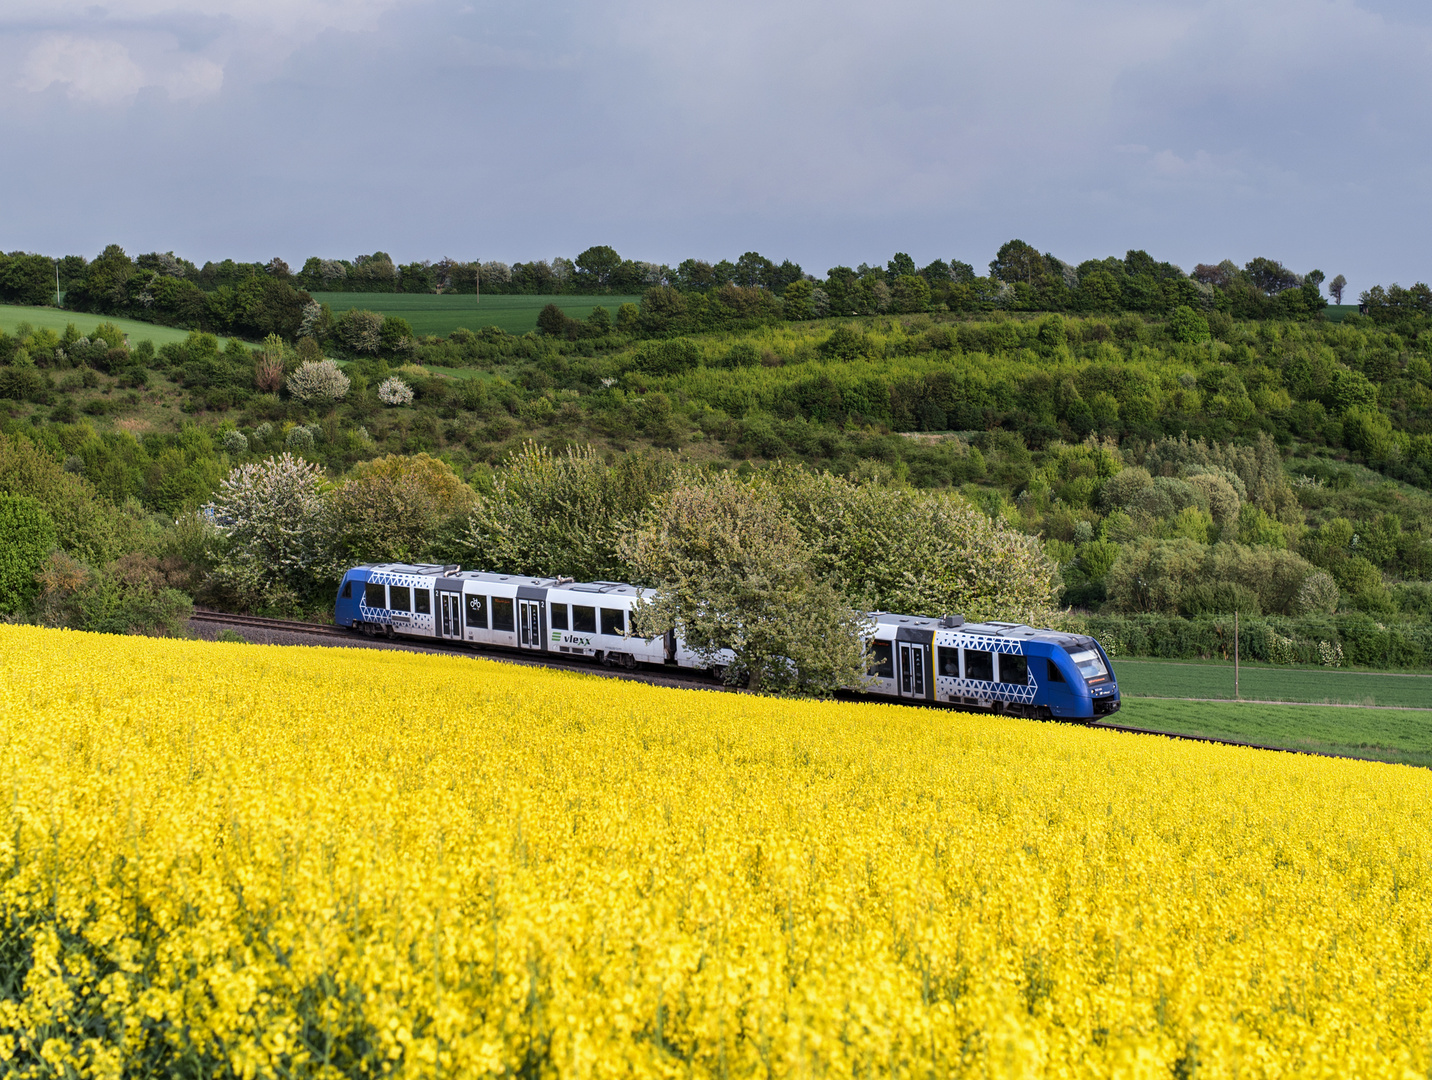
[1075,612,1428,670]
[0,494,57,613]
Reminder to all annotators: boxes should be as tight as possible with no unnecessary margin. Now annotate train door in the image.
[439,591,463,641]
[899,641,931,700]
[517,599,544,651]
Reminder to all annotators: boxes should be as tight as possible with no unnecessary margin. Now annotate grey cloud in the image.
[1,0,1430,295]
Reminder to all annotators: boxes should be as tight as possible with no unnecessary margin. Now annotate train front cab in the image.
[335,563,442,639]
[1026,637,1120,720]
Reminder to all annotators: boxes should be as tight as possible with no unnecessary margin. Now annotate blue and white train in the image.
[334,562,1121,721]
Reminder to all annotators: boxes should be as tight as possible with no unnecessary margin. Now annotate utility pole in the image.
[1234,610,1240,700]
[54,260,60,308]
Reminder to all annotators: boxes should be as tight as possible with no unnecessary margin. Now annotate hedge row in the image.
[1068,612,1430,670]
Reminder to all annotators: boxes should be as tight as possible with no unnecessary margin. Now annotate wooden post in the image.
[1234,610,1240,700]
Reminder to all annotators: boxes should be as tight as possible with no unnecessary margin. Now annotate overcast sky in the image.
[3,0,1430,293]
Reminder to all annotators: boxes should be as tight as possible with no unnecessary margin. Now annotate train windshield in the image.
[1064,647,1109,683]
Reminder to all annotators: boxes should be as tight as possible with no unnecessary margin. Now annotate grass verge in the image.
[1112,697,1432,767]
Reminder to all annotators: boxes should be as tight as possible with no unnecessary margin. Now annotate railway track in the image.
[189,610,1394,764]
[191,609,350,637]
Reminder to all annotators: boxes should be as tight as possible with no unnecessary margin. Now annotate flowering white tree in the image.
[209,453,331,609]
[377,376,414,405]
[286,359,350,404]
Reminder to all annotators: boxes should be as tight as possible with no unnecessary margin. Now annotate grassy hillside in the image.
[0,305,242,349]
[2,302,1430,674]
[311,292,643,336]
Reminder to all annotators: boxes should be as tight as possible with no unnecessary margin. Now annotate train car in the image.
[861,612,1119,719]
[334,563,729,670]
[335,563,1118,720]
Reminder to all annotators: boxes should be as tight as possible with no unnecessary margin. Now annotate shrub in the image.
[1295,571,1339,615]
[222,430,249,456]
[1169,305,1211,343]
[630,338,701,376]
[285,426,316,451]
[286,359,350,405]
[334,309,384,354]
[377,377,415,406]
[1179,581,1261,617]
[0,494,57,614]
[254,357,285,392]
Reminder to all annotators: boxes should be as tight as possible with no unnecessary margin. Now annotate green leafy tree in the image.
[781,279,814,320]
[1168,305,1211,343]
[757,466,1059,625]
[537,303,572,337]
[330,453,476,566]
[574,246,621,292]
[887,253,917,280]
[0,494,56,614]
[465,443,679,581]
[890,274,931,314]
[622,474,868,695]
[989,240,1046,285]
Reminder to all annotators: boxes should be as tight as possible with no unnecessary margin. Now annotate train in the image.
[334,562,1121,721]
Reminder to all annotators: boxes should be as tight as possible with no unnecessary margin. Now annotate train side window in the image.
[868,640,894,678]
[341,581,352,599]
[1046,658,1066,683]
[551,603,569,630]
[937,646,960,677]
[415,589,430,615]
[466,594,487,629]
[390,585,411,612]
[964,649,993,682]
[492,597,515,632]
[365,582,386,609]
[601,608,625,636]
[998,654,1028,685]
[573,605,597,633]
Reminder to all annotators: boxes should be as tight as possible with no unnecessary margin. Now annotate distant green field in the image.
[0,305,242,348]
[311,293,643,337]
[1110,698,1432,768]
[1113,658,1432,709]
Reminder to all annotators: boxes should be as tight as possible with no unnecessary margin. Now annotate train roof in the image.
[352,564,642,595]
[867,611,1090,644]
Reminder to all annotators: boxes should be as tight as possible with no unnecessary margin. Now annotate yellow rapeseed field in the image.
[0,624,1428,1078]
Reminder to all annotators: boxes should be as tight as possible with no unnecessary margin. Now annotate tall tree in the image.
[887,252,917,279]
[1328,274,1347,304]
[574,246,621,292]
[989,240,1046,285]
[621,474,868,695]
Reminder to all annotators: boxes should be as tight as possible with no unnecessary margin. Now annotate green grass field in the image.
[0,305,246,348]
[311,293,643,337]
[1110,698,1432,767]
[1113,658,1432,709]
